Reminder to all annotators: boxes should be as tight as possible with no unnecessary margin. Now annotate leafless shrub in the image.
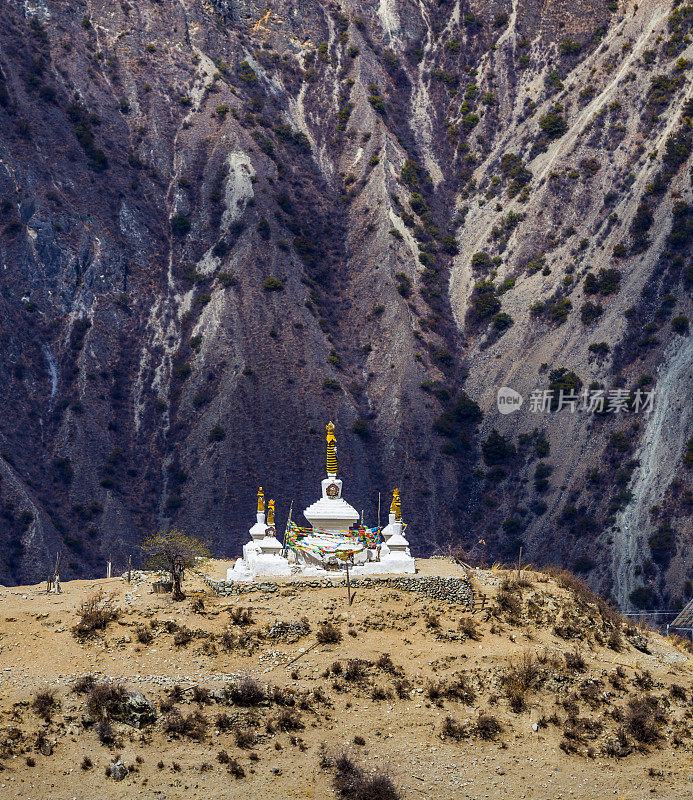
[625,695,665,743]
[537,648,562,669]
[426,680,444,701]
[228,606,253,626]
[159,695,176,713]
[441,715,468,740]
[163,709,208,740]
[603,726,632,757]
[579,679,603,705]
[317,622,342,644]
[86,681,126,721]
[633,669,653,690]
[217,749,230,763]
[234,727,256,749]
[370,685,391,701]
[393,678,412,699]
[270,686,296,707]
[191,686,211,705]
[445,673,476,704]
[496,590,521,618]
[227,757,245,778]
[191,597,205,613]
[219,630,236,650]
[476,713,502,740]
[344,659,367,682]
[376,653,404,676]
[503,650,540,712]
[32,689,58,720]
[96,720,116,745]
[173,626,194,647]
[607,665,628,693]
[169,684,185,702]
[80,756,92,770]
[72,592,119,638]
[26,756,35,767]
[312,686,329,705]
[670,684,687,701]
[564,646,586,672]
[332,753,401,800]
[353,735,366,746]
[136,624,154,645]
[607,627,623,651]
[458,616,482,640]
[73,674,96,694]
[228,676,265,706]
[425,614,440,629]
[275,708,303,731]
[215,712,233,731]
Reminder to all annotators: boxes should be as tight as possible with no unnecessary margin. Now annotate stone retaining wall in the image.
[203,574,473,607]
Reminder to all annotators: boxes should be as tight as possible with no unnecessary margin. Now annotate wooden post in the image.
[46,573,52,593]
[127,555,132,584]
[377,492,381,529]
[516,546,522,582]
[53,554,61,593]
[345,559,352,606]
[107,555,112,579]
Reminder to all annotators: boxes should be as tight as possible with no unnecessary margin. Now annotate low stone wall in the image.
[203,573,473,607]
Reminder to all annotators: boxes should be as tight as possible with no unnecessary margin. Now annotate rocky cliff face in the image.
[0,0,690,608]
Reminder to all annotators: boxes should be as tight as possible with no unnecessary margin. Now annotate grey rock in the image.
[119,690,157,728]
[108,760,127,781]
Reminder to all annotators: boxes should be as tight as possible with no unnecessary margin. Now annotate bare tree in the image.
[141,529,210,600]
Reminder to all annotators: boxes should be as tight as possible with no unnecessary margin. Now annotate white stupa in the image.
[303,421,360,533]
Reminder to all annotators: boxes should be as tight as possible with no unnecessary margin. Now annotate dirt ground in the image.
[0,559,691,799]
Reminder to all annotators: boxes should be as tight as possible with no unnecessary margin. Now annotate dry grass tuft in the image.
[440,715,468,740]
[332,752,401,800]
[564,646,586,672]
[228,606,253,626]
[32,689,58,720]
[458,616,482,640]
[136,624,154,644]
[72,592,119,638]
[316,622,342,644]
[476,713,502,740]
[163,709,208,740]
[234,727,256,749]
[227,676,265,706]
[502,650,540,712]
[625,695,665,743]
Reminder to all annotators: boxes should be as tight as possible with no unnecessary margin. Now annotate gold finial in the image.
[257,486,265,513]
[326,421,338,476]
[391,489,401,521]
[267,499,275,525]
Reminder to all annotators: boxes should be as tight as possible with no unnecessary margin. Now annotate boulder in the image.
[119,691,157,728]
[108,760,127,781]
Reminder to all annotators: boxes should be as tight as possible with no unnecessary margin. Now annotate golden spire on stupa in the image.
[267,499,275,525]
[391,488,402,521]
[257,486,265,513]
[326,421,338,476]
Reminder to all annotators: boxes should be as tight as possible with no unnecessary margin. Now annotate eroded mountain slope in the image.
[0,0,690,608]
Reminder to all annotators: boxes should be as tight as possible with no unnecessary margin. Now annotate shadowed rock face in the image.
[0,0,690,607]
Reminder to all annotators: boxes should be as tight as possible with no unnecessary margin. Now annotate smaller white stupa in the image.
[228,488,290,580]
[378,488,415,573]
